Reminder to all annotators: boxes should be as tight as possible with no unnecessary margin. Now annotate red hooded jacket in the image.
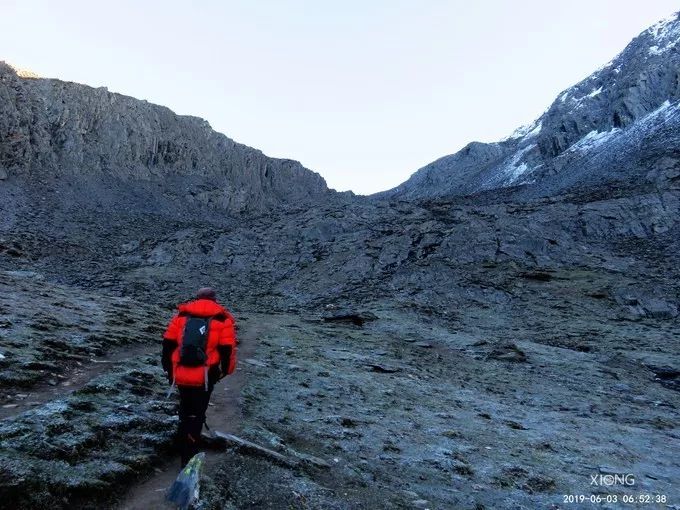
[162,299,237,387]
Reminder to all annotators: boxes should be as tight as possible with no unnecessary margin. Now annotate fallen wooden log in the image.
[204,431,330,470]
[210,431,298,468]
[285,447,332,469]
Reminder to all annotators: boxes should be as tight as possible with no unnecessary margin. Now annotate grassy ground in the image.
[0,268,678,509]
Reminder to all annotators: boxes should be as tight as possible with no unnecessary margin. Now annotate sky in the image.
[1,1,678,194]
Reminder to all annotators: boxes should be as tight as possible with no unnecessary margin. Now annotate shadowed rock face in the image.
[382,12,680,200]
[0,62,329,214]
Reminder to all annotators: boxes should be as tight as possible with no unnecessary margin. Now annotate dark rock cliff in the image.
[0,62,329,214]
[0,15,678,315]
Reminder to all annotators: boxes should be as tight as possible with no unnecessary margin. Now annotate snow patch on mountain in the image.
[501,143,536,183]
[647,12,680,54]
[503,120,542,142]
[570,129,620,152]
[588,86,603,98]
[639,99,680,126]
[526,122,542,138]
[564,101,677,155]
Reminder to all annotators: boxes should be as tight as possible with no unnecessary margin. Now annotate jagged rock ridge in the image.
[0,61,329,213]
[383,12,680,200]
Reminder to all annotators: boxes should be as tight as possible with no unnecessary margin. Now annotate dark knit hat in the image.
[196,287,217,301]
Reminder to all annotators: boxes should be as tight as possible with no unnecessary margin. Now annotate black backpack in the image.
[179,315,212,367]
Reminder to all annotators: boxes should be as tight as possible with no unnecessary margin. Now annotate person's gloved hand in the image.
[208,365,221,384]
[217,345,232,378]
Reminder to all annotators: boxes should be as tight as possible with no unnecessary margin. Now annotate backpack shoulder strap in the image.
[211,312,228,322]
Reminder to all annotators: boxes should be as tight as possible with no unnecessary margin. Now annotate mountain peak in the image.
[382,12,680,201]
[1,60,40,79]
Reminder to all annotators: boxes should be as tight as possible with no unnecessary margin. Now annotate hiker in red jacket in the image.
[162,287,237,466]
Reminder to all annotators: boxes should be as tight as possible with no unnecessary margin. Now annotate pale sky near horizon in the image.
[2,1,678,194]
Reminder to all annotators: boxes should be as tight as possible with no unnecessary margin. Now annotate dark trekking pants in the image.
[177,384,214,467]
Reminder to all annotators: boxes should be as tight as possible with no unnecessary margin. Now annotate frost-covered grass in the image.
[0,358,175,509]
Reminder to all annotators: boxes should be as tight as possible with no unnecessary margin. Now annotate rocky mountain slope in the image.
[1,12,679,510]
[0,62,329,214]
[383,12,680,200]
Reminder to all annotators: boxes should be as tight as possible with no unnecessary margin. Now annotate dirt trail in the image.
[116,312,272,510]
[0,343,155,420]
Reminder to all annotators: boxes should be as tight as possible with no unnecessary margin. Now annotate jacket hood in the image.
[178,299,232,320]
